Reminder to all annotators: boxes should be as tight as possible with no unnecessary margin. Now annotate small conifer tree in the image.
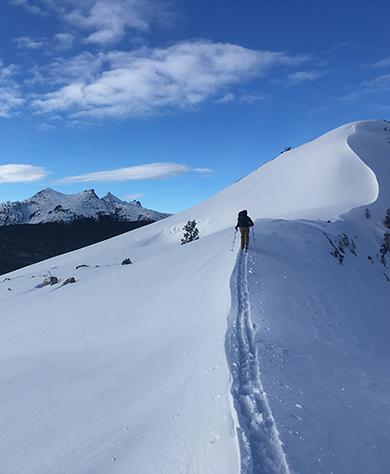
[384,208,390,229]
[364,208,371,219]
[181,220,199,245]
[380,231,390,266]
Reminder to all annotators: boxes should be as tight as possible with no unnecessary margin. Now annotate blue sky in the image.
[0,0,389,213]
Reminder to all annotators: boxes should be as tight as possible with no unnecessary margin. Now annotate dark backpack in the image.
[237,210,253,227]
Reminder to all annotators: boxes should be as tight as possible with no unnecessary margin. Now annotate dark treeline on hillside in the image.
[0,217,152,275]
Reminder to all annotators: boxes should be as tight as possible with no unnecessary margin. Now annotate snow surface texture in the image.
[226,251,290,474]
[1,120,390,473]
[0,188,169,225]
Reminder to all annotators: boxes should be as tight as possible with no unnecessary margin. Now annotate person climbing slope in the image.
[235,210,254,251]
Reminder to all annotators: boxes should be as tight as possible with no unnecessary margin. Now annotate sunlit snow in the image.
[1,120,390,473]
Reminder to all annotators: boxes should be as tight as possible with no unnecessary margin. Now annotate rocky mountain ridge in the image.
[0,188,170,275]
[0,188,169,226]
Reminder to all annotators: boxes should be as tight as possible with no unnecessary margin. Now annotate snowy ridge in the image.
[347,120,390,218]
[227,251,290,474]
[178,121,381,238]
[0,188,169,225]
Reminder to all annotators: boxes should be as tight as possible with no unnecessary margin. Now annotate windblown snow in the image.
[1,120,390,474]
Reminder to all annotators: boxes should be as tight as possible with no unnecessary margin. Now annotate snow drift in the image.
[1,120,390,474]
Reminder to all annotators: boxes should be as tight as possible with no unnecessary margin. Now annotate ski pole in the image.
[231,229,238,251]
[251,226,256,248]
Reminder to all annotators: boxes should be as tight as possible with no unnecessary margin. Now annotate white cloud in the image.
[11,0,174,45]
[216,93,235,104]
[12,36,46,49]
[0,61,24,117]
[66,0,149,44]
[122,193,146,200]
[31,41,310,119]
[29,52,105,86]
[68,0,175,45]
[0,88,24,117]
[339,73,390,104]
[194,168,213,174]
[0,62,20,82]
[37,122,57,131]
[371,57,390,68]
[362,74,390,93]
[54,33,74,49]
[286,70,325,86]
[0,164,50,183]
[9,0,44,15]
[55,162,191,184]
[240,93,267,104]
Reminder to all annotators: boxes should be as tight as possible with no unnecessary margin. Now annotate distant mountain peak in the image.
[102,192,125,205]
[81,189,99,199]
[0,189,170,226]
[32,188,64,198]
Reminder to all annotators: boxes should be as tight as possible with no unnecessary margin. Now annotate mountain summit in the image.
[0,188,169,225]
[0,188,170,274]
[1,120,390,474]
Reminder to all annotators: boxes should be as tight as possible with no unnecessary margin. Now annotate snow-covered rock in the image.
[0,188,169,225]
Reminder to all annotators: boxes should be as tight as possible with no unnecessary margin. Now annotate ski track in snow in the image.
[226,250,290,474]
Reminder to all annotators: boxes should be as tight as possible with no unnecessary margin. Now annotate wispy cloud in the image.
[0,62,20,80]
[240,93,267,104]
[11,0,175,45]
[0,88,24,117]
[55,162,192,184]
[37,122,57,131]
[286,70,325,86]
[370,57,390,68]
[342,74,390,103]
[194,168,213,174]
[362,74,390,93]
[122,193,146,200]
[54,33,75,50]
[12,36,46,49]
[0,164,50,183]
[0,61,24,117]
[9,0,45,15]
[8,1,312,123]
[216,93,235,104]
[29,52,105,86]
[31,41,310,120]
[64,0,173,45]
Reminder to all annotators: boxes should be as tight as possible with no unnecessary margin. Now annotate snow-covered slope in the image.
[0,188,169,225]
[1,120,390,474]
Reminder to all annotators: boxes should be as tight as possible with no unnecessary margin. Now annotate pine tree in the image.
[364,208,371,219]
[181,220,199,245]
[384,208,390,229]
[380,231,390,266]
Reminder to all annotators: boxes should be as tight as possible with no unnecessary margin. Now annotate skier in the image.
[235,210,254,251]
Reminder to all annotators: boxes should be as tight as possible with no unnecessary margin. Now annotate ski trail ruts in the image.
[226,251,290,474]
